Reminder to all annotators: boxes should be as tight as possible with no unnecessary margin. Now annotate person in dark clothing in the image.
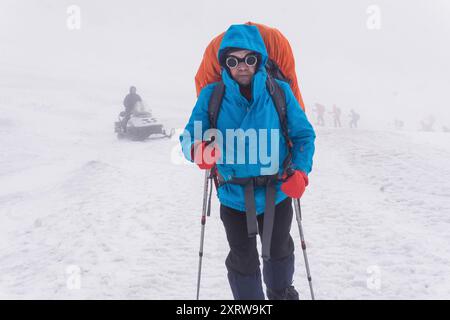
[122,86,142,131]
[349,109,360,128]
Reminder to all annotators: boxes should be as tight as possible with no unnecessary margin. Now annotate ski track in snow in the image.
[1,94,450,299]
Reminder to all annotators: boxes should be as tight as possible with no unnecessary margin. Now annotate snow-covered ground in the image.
[1,82,449,300]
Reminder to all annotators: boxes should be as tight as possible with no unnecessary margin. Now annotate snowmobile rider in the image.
[180,25,316,300]
[122,86,142,131]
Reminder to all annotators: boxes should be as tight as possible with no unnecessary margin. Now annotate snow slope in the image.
[1,82,449,299]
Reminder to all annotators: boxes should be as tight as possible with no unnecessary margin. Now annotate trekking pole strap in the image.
[207,171,214,217]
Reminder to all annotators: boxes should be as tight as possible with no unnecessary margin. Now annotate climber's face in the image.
[226,49,258,87]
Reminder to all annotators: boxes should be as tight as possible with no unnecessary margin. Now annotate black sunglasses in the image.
[225,54,258,69]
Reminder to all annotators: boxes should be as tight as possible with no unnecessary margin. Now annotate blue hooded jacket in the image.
[180,24,316,214]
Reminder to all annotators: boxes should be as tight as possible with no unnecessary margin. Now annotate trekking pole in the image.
[293,198,315,300]
[196,169,213,300]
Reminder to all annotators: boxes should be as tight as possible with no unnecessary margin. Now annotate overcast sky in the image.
[1,0,449,127]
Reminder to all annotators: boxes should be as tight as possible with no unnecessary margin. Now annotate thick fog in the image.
[1,0,450,129]
[1,1,450,300]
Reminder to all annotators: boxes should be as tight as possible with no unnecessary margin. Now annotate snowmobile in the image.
[114,102,174,141]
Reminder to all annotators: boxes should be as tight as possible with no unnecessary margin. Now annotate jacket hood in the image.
[218,24,268,70]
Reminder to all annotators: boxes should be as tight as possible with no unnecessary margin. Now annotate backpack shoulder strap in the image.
[207,82,225,188]
[208,81,225,129]
[266,58,290,84]
[266,75,294,175]
[266,76,290,144]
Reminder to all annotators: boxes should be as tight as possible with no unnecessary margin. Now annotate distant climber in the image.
[313,103,326,126]
[329,104,342,128]
[420,115,435,132]
[394,118,404,130]
[349,109,360,129]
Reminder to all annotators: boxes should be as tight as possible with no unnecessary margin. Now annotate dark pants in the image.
[220,197,295,300]
[122,108,132,131]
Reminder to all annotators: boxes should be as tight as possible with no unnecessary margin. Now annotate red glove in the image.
[191,141,221,170]
[281,170,309,199]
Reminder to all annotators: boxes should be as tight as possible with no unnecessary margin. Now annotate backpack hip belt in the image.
[218,174,279,261]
